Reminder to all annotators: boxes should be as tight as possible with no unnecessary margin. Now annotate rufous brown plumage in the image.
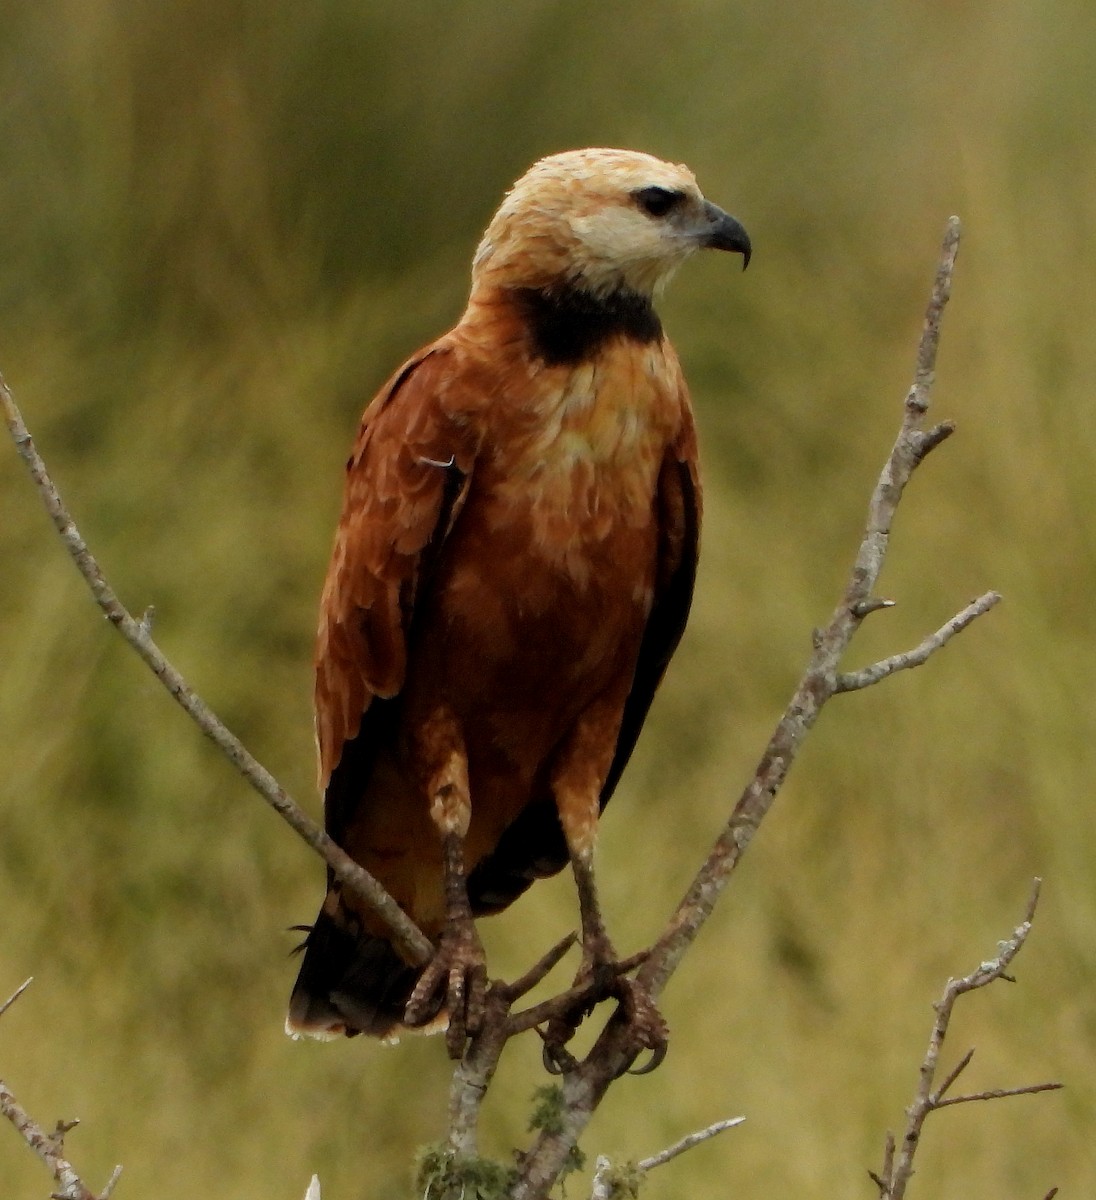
[287,148,750,1043]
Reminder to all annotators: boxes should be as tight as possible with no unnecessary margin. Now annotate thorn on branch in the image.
[851,597,897,618]
[911,420,956,464]
[50,1118,80,1151]
[0,1074,100,1200]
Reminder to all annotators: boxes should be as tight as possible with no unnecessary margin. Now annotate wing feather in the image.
[314,345,476,812]
[601,416,701,803]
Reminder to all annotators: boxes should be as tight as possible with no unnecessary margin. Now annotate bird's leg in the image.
[570,843,617,978]
[404,792,488,1056]
[543,726,668,1073]
[404,717,487,1058]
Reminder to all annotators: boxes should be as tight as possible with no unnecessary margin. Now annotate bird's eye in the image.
[633,186,684,218]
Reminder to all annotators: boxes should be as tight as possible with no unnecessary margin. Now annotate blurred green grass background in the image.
[2,1,1094,1196]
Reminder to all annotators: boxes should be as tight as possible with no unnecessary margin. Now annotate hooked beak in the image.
[700,201,752,269]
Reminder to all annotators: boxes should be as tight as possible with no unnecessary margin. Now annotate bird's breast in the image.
[473,339,681,575]
[420,341,681,698]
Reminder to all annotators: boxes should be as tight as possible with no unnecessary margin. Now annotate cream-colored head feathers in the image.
[472,148,739,299]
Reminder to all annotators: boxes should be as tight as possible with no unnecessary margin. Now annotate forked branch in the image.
[508,218,1005,1199]
[0,980,121,1200]
[869,880,1062,1199]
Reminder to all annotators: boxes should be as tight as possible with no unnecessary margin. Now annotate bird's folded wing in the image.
[314,345,476,799]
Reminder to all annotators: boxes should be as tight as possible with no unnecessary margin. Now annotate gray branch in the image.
[0,979,118,1200]
[835,590,1002,692]
[636,1116,745,1171]
[871,880,1062,1199]
[508,217,1000,1200]
[0,373,432,969]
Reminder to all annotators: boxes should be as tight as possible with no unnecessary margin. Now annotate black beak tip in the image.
[702,202,752,270]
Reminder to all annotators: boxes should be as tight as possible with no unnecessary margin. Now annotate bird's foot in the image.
[541,936,667,1076]
[613,973,669,1075]
[404,918,487,1059]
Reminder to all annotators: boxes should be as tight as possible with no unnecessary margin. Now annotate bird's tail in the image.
[285,904,437,1041]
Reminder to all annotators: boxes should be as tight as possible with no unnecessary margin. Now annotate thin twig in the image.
[932,1081,1064,1110]
[835,591,1002,692]
[876,879,1062,1200]
[867,1132,895,1197]
[97,1164,124,1199]
[499,933,578,1005]
[588,1117,744,1200]
[635,1115,745,1171]
[0,978,33,1020]
[0,371,431,969]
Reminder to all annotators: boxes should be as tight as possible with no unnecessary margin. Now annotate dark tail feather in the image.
[286,907,431,1041]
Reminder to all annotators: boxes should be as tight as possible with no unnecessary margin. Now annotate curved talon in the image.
[542,1042,565,1075]
[539,1025,579,1075]
[626,1041,668,1076]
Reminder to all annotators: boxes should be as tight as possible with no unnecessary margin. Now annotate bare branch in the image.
[1,978,114,1199]
[509,218,1003,1200]
[97,1164,124,1200]
[835,591,1002,693]
[0,371,431,968]
[501,933,578,1008]
[931,1045,975,1102]
[635,1115,745,1171]
[634,221,981,1007]
[868,1132,895,1197]
[0,1079,97,1200]
[874,879,1061,1200]
[588,1117,744,1200]
[932,1081,1064,1110]
[0,978,33,1021]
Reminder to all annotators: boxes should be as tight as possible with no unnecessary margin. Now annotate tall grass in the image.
[2,2,1094,1195]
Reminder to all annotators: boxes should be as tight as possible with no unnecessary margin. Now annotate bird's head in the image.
[471,148,750,302]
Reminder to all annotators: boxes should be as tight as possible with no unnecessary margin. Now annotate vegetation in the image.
[1,1,1093,1195]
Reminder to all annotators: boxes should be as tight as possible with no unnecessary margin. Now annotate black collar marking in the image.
[514,285,663,366]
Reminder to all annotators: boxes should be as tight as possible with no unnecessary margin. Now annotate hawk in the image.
[287,148,750,1051]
